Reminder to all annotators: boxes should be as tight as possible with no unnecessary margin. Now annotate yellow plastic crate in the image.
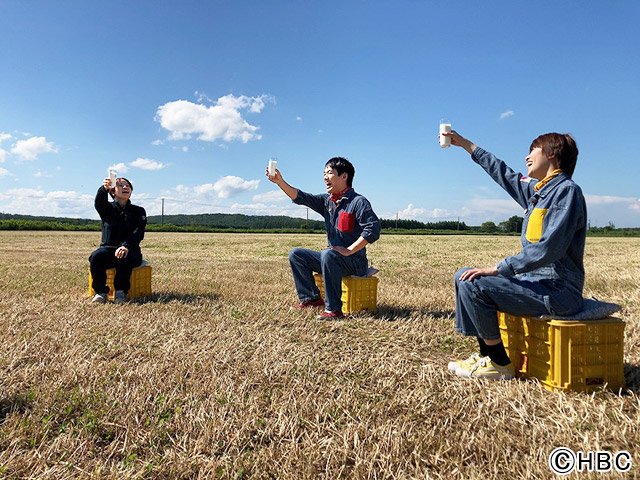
[313,273,378,314]
[88,264,152,301]
[498,312,625,392]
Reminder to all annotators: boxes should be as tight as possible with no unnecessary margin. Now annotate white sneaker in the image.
[114,290,126,304]
[447,353,481,373]
[91,293,107,304]
[455,356,515,380]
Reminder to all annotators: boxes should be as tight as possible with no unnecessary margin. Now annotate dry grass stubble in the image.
[0,232,638,479]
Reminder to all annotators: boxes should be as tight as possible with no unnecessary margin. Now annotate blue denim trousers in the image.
[453,267,583,340]
[289,247,367,312]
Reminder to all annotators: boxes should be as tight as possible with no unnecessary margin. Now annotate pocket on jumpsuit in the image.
[525,208,548,243]
[338,211,355,232]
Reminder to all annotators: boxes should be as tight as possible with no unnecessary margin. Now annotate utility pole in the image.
[457,216,460,230]
[396,212,398,230]
[161,198,165,225]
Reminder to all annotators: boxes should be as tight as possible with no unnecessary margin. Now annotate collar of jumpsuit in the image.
[330,187,351,203]
[534,169,563,192]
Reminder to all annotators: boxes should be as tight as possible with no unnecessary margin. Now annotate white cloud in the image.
[228,202,316,218]
[0,133,12,144]
[11,136,57,161]
[161,176,260,204]
[0,188,95,218]
[391,198,523,225]
[390,194,640,228]
[585,194,640,225]
[152,182,308,217]
[213,175,260,198]
[182,146,188,152]
[151,139,164,146]
[252,189,288,203]
[296,116,302,121]
[130,158,165,170]
[584,194,636,206]
[499,110,515,120]
[398,203,429,218]
[0,167,11,177]
[155,93,274,143]
[0,149,7,163]
[108,162,129,174]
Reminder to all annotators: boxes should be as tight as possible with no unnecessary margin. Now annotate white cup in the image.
[268,158,277,177]
[439,118,451,148]
[109,170,117,189]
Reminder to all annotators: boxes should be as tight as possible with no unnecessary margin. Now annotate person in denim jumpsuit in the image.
[267,157,381,318]
[89,176,146,303]
[444,131,586,379]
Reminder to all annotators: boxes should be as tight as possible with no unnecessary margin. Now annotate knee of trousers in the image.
[89,248,112,264]
[454,269,477,300]
[288,247,306,264]
[320,248,340,265]
[453,267,473,285]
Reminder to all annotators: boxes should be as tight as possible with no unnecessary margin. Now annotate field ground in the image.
[0,231,638,479]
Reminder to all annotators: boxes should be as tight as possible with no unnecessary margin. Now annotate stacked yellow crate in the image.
[313,273,378,314]
[498,312,625,392]
[88,264,152,301]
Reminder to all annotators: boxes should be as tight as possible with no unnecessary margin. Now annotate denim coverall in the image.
[454,147,587,340]
[89,187,147,295]
[289,188,381,312]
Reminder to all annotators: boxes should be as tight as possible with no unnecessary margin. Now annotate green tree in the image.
[480,221,498,233]
[499,215,523,233]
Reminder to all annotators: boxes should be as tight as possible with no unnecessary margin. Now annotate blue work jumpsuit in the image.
[454,147,587,340]
[290,188,381,312]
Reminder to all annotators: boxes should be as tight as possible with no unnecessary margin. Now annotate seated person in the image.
[267,157,381,319]
[89,176,147,304]
[444,130,586,379]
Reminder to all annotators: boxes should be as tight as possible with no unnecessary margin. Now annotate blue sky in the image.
[1,1,639,227]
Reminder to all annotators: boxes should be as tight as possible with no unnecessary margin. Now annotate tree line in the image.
[1,212,637,235]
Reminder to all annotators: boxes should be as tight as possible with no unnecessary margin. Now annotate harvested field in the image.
[0,231,638,479]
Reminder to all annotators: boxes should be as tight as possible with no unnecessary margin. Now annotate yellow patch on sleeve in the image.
[525,208,548,243]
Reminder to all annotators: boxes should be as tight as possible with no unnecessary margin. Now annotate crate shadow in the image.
[0,393,31,426]
[131,291,220,305]
[372,304,455,322]
[623,363,640,393]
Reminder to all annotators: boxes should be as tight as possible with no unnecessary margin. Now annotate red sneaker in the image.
[317,310,344,320]
[293,298,325,309]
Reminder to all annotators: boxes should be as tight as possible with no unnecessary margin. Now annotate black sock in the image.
[477,337,489,357]
[485,341,511,367]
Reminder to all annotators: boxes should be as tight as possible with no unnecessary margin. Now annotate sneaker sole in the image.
[456,369,515,380]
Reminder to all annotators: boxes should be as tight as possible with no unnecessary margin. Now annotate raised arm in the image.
[444,130,533,209]
[266,167,326,215]
[266,168,298,200]
[94,179,113,221]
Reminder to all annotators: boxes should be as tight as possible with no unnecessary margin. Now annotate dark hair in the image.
[325,157,355,187]
[118,177,133,190]
[529,133,579,178]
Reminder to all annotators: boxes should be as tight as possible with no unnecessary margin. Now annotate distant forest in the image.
[0,212,638,236]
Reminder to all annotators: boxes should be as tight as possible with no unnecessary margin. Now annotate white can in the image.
[439,119,451,148]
